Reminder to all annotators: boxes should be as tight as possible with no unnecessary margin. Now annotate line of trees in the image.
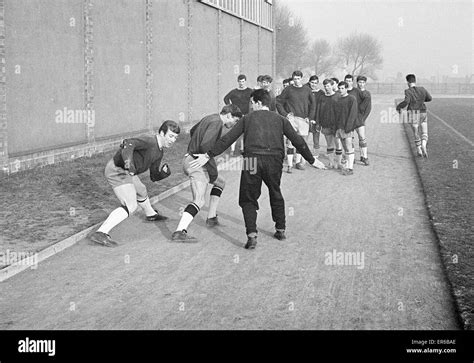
[275,2,383,80]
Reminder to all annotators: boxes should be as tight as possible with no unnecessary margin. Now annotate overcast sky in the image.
[280,0,473,82]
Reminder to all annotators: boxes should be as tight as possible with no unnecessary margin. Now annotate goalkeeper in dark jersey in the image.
[88,120,180,247]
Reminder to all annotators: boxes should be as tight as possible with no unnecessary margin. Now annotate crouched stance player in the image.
[89,120,180,247]
[172,105,242,242]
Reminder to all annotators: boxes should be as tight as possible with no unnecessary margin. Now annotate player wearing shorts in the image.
[315,79,340,169]
[354,76,372,165]
[396,74,432,157]
[335,81,358,175]
[171,105,242,242]
[89,120,180,247]
[276,70,316,172]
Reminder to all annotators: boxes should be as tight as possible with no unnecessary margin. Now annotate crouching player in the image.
[335,81,358,175]
[171,105,242,242]
[89,120,180,247]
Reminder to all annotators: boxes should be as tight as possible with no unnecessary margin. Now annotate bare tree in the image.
[335,32,383,80]
[307,39,336,78]
[274,2,309,78]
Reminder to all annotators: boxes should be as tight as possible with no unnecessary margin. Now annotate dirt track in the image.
[0,96,459,329]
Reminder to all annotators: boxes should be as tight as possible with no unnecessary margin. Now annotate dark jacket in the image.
[113,136,166,182]
[396,86,432,112]
[207,110,315,164]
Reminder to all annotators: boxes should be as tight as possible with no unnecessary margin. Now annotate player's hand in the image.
[287,113,295,123]
[190,154,210,168]
[311,159,327,170]
[310,120,317,125]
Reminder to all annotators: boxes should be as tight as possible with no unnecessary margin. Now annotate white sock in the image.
[231,142,236,152]
[335,153,342,167]
[176,212,194,232]
[348,153,355,170]
[362,147,368,158]
[295,153,302,164]
[208,196,220,219]
[287,153,294,167]
[138,197,156,217]
[98,207,129,234]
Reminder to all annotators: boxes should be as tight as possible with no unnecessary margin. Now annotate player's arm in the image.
[190,117,245,168]
[223,90,233,105]
[120,138,147,174]
[361,92,372,122]
[396,90,410,111]
[276,88,290,117]
[308,91,316,122]
[346,98,359,133]
[424,88,432,102]
[149,159,171,182]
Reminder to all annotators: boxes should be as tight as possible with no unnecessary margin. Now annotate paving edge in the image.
[0,156,240,282]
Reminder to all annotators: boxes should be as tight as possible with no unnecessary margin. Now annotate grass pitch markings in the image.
[429,110,474,147]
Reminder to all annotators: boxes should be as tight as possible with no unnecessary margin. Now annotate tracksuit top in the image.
[223,88,253,115]
[396,86,432,112]
[113,136,164,181]
[336,94,358,133]
[187,114,223,183]
[276,85,316,120]
[207,110,315,165]
[315,93,340,131]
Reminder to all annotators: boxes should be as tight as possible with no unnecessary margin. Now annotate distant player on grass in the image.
[396,73,432,157]
[335,81,358,175]
[223,74,252,156]
[89,121,180,247]
[171,105,242,242]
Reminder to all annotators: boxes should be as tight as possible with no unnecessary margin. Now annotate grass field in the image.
[402,97,473,329]
[0,132,191,266]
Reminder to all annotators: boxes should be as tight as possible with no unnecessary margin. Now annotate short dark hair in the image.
[283,78,291,85]
[159,120,180,135]
[356,75,367,82]
[237,74,246,81]
[344,74,353,80]
[292,70,303,78]
[322,79,333,86]
[257,75,264,82]
[262,75,273,83]
[220,104,243,118]
[250,89,271,107]
[338,81,348,88]
[406,74,416,83]
[331,77,339,85]
[309,75,319,82]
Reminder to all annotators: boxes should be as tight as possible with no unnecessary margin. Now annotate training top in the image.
[396,86,432,112]
[223,88,253,115]
[113,136,164,181]
[207,110,315,164]
[276,85,316,120]
[336,94,359,133]
[348,87,372,127]
[188,114,223,183]
[315,93,340,131]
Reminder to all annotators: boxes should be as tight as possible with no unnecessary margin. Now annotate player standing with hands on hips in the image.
[190,89,326,250]
[89,120,180,247]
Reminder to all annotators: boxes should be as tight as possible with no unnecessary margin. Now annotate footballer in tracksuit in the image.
[89,120,180,247]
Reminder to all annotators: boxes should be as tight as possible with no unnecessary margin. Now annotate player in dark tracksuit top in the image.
[396,73,432,157]
[89,121,180,247]
[276,70,316,171]
[171,105,242,242]
[189,89,326,250]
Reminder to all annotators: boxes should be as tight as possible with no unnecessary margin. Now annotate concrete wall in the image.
[1,0,274,175]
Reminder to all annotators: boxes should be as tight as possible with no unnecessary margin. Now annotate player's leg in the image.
[239,161,263,249]
[341,134,355,175]
[356,126,369,165]
[410,111,423,156]
[323,129,335,168]
[286,139,295,173]
[335,134,343,169]
[206,176,225,226]
[173,156,206,241]
[312,124,321,157]
[133,175,167,220]
[261,155,286,240]
[420,113,428,157]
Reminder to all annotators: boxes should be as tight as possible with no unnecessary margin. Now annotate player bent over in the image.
[89,120,180,247]
[191,89,325,250]
[172,105,242,242]
[396,73,432,157]
[335,81,358,175]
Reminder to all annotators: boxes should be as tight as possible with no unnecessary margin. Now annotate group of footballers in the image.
[88,70,373,249]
